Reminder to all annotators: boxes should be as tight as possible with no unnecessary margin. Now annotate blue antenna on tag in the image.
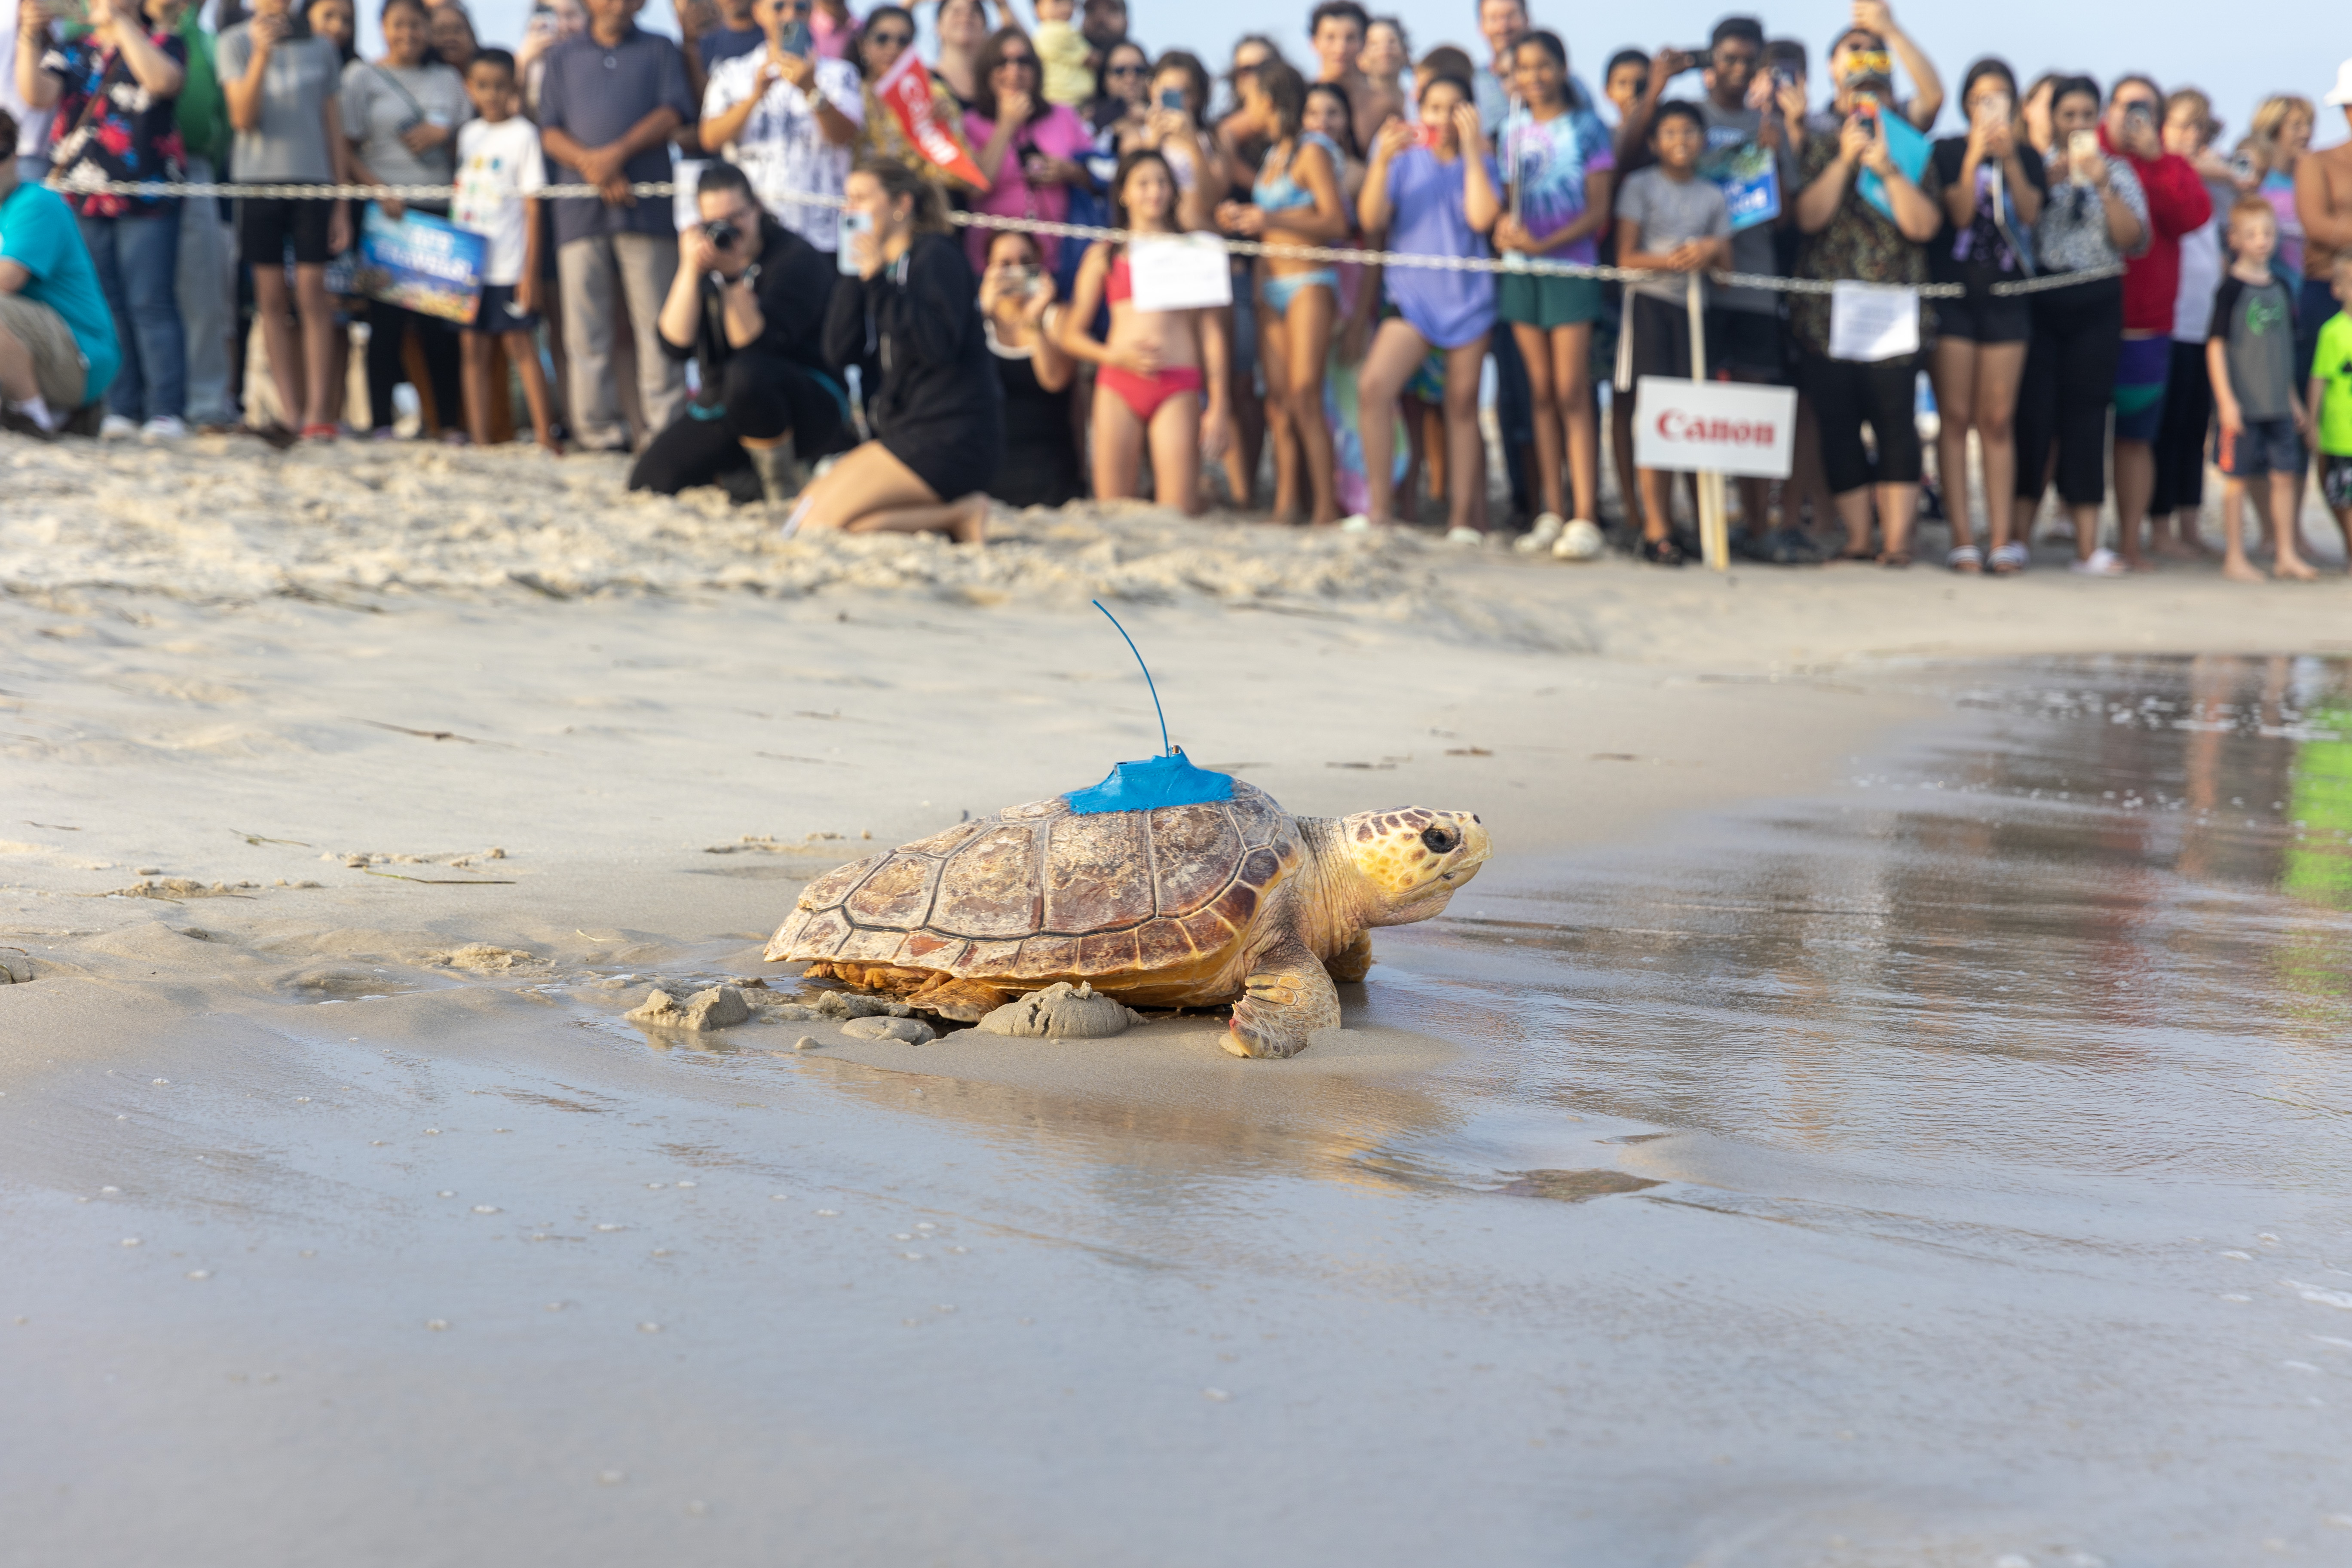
[1093,599,1171,757]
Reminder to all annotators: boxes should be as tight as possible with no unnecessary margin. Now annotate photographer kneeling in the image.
[628,162,852,503]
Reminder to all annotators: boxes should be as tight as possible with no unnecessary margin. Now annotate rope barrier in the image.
[53,178,2126,298]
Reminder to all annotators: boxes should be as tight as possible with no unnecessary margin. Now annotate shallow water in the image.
[8,655,2352,1566]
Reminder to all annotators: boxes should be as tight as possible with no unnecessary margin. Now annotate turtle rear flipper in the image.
[1219,932,1340,1060]
[907,974,1011,1023]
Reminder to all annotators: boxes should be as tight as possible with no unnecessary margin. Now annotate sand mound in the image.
[0,437,1562,644]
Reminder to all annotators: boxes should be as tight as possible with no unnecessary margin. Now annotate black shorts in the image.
[1934,291,2033,345]
[1706,305,1785,381]
[1622,292,1694,387]
[883,412,1003,502]
[466,283,542,336]
[236,194,335,268]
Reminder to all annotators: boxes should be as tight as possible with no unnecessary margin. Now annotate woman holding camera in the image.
[2012,76,2148,575]
[1927,58,2045,573]
[794,158,1002,541]
[978,228,1084,509]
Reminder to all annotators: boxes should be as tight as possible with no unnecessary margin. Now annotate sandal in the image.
[1988,542,2029,575]
[1879,550,1912,569]
[1829,545,1877,563]
[1638,536,1687,567]
[1946,545,1982,574]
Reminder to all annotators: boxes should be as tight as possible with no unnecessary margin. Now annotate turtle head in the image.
[1336,808,1491,926]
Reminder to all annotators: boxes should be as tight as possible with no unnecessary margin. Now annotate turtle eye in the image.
[1420,825,1458,854]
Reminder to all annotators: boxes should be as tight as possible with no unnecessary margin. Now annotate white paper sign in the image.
[1632,376,1798,480]
[1828,281,1922,362]
[1124,234,1233,312]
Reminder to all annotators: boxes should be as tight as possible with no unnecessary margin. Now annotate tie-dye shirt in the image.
[1499,103,1614,265]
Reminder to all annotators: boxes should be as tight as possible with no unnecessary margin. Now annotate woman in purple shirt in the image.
[962,26,1093,275]
[1349,67,1501,540]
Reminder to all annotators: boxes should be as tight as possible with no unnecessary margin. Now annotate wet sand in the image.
[7,437,2352,1563]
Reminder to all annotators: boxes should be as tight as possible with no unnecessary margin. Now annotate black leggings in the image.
[2150,336,2213,518]
[2014,277,2122,508]
[365,300,463,435]
[627,349,851,496]
[1797,350,1922,494]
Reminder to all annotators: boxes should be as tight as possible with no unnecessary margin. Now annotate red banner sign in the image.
[876,52,990,193]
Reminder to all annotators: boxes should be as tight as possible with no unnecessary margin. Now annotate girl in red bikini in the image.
[1059,150,1234,514]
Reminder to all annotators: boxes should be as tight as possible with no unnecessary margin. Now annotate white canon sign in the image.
[1631,377,1798,480]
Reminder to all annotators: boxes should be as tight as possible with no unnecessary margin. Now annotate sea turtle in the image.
[764,777,1490,1059]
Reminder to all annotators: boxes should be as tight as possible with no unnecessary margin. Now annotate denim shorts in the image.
[2216,417,2304,480]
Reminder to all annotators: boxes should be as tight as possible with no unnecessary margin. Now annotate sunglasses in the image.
[996,53,1037,68]
[1106,63,1145,76]
[865,28,911,44]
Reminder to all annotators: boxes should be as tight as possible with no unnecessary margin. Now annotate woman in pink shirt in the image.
[962,25,1093,273]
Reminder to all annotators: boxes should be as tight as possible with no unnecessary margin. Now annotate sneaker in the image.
[139,415,188,441]
[2069,547,2128,577]
[1514,511,1565,554]
[0,404,57,441]
[1757,525,1827,566]
[99,413,138,440]
[1444,526,1484,547]
[1553,518,1606,561]
[1338,514,1373,533]
[1638,535,1688,567]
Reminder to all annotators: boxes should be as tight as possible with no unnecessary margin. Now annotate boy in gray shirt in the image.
[2208,196,2316,580]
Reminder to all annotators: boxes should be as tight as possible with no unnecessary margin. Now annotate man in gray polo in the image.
[538,0,694,451]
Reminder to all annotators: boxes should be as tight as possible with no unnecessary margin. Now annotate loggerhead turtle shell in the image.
[764,779,1303,981]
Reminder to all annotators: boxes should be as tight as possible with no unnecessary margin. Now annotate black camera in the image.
[704,218,742,248]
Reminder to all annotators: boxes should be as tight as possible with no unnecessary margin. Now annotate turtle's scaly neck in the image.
[1294,817,1378,959]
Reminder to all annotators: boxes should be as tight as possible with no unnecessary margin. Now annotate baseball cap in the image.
[2327,57,2352,107]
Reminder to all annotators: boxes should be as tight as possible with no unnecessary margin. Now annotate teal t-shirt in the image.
[0,182,120,401]
[2316,310,2352,459]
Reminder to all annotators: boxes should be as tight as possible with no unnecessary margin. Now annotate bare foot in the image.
[2222,555,2268,583]
[2121,551,2155,573]
[2152,533,2208,559]
[2275,556,2320,582]
[947,494,989,546]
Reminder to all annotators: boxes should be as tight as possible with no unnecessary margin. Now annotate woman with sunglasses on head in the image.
[1216,57,1348,523]
[851,5,982,194]
[796,157,1001,541]
[963,26,1092,274]
[1060,149,1232,513]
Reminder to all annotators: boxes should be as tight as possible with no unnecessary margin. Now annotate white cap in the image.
[2328,58,2352,108]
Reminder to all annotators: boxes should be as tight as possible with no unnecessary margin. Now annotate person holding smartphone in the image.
[341,0,470,439]
[795,157,1002,542]
[16,0,189,440]
[1790,68,1942,567]
[964,26,1093,275]
[1351,68,1501,542]
[1926,57,2045,574]
[2012,75,2146,575]
[977,227,1083,508]
[698,0,860,252]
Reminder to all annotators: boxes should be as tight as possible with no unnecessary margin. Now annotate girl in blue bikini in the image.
[1217,58,1354,523]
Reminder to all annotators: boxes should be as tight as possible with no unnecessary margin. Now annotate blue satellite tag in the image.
[1065,749,1234,815]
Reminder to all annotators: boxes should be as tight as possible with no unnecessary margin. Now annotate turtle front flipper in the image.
[1219,932,1341,1060]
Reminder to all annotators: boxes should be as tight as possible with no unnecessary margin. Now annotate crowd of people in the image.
[4,0,2352,571]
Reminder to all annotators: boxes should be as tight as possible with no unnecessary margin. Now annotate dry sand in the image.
[7,433,2352,1563]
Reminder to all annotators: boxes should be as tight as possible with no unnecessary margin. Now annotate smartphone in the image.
[778,18,812,56]
[2230,150,2258,183]
[2068,128,2098,164]
[836,208,871,276]
[1976,92,2011,124]
[1157,86,1184,110]
[1770,65,1798,91]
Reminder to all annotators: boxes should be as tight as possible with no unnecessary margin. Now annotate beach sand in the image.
[7,434,2352,1562]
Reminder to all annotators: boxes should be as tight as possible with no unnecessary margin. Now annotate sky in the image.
[404,0,2349,148]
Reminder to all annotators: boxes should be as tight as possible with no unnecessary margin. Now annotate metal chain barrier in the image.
[55,178,2125,299]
